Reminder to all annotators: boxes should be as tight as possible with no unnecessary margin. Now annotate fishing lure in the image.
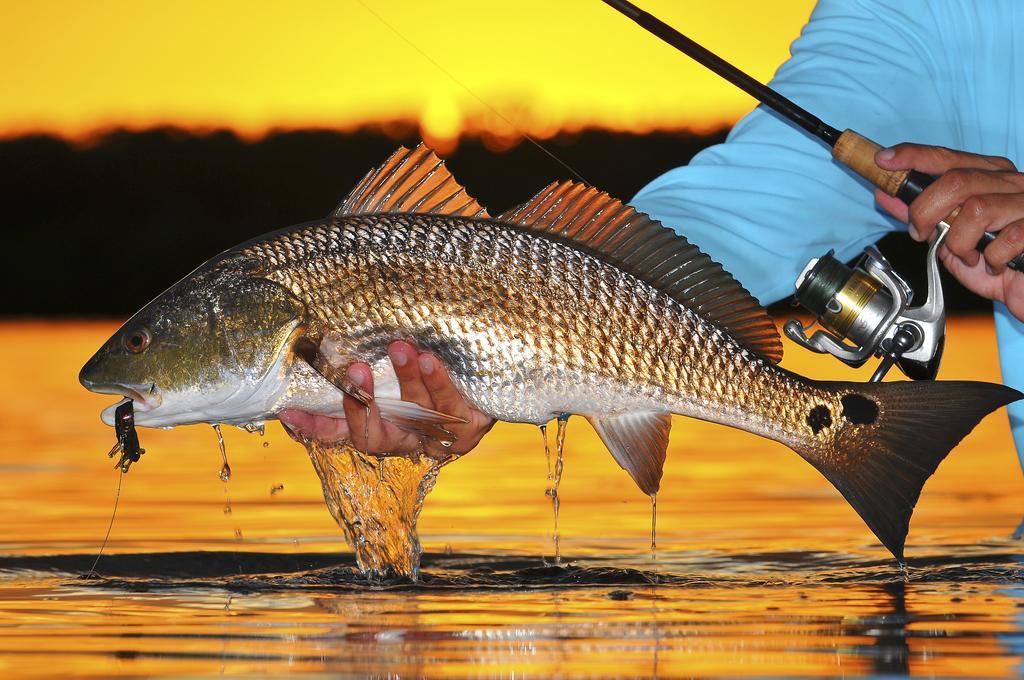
[108,399,145,472]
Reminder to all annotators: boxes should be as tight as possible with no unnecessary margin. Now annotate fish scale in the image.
[78,143,1021,561]
[250,210,813,438]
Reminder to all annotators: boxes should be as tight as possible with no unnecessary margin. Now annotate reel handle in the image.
[832,129,1023,272]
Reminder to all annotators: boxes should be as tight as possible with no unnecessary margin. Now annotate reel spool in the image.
[784,224,949,381]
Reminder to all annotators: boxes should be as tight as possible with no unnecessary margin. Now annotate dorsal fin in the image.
[333,144,489,219]
[498,181,782,363]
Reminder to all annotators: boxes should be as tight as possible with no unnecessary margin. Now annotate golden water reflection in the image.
[0,317,1022,677]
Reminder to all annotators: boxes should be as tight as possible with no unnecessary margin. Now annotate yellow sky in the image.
[0,0,815,139]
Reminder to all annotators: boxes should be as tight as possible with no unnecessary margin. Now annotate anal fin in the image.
[587,412,671,495]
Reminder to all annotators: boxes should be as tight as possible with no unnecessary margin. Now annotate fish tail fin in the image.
[795,380,1021,561]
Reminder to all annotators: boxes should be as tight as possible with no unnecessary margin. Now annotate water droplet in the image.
[270,483,284,496]
[242,421,265,436]
[262,441,270,449]
[212,423,231,482]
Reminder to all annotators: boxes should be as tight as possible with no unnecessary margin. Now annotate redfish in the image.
[80,144,1020,559]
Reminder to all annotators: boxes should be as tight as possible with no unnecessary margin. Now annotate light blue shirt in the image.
[632,0,1024,463]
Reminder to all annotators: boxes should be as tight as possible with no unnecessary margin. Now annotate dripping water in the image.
[539,423,551,480]
[212,424,233,517]
[650,493,658,557]
[304,438,442,579]
[212,423,231,482]
[546,414,568,564]
[363,405,371,453]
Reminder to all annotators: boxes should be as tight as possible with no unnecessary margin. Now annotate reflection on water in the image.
[0,317,1021,677]
[1,549,1023,677]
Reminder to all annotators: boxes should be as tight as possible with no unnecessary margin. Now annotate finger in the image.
[389,340,432,408]
[908,168,1023,241]
[985,220,1024,274]
[445,412,497,456]
[418,353,470,419]
[343,363,426,455]
[874,188,911,228]
[414,353,496,457]
[278,409,350,443]
[945,193,1024,266]
[876,143,1017,174]
[342,363,384,453]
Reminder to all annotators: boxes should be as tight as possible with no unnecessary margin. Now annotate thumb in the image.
[875,143,1010,174]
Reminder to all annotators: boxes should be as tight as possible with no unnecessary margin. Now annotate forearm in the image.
[631,0,951,304]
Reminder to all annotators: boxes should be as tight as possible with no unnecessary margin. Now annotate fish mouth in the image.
[84,382,163,426]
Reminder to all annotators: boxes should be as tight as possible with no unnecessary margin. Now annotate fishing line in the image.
[85,469,124,578]
[352,0,592,185]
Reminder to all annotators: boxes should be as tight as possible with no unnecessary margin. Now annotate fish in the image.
[79,143,1021,560]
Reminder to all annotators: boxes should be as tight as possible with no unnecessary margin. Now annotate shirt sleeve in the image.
[630,0,1024,460]
[631,0,952,306]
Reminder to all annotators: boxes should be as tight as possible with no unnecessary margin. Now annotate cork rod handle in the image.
[832,129,909,197]
[832,128,960,219]
[831,128,1024,271]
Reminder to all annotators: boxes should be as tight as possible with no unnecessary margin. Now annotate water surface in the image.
[0,317,1021,677]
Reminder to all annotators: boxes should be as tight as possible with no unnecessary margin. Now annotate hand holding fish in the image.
[278,340,495,457]
[873,144,1024,320]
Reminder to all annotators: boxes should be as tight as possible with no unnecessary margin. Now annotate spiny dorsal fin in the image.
[333,144,489,219]
[499,181,782,363]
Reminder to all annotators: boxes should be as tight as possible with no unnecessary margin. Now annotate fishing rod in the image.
[601,0,1021,381]
[601,0,1020,268]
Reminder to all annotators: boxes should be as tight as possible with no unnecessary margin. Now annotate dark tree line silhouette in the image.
[0,126,976,316]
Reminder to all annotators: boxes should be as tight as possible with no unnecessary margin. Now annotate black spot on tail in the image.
[841,394,879,424]
[807,405,832,433]
[797,380,1021,561]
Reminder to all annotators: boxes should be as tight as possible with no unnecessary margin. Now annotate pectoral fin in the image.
[294,336,467,447]
[587,412,671,495]
[376,397,466,447]
[294,337,372,404]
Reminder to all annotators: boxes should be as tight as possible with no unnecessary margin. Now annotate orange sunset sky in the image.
[1,1,816,140]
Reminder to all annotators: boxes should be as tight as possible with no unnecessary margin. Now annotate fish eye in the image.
[123,327,152,354]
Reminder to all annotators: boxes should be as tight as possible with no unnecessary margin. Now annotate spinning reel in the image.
[784,224,949,382]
